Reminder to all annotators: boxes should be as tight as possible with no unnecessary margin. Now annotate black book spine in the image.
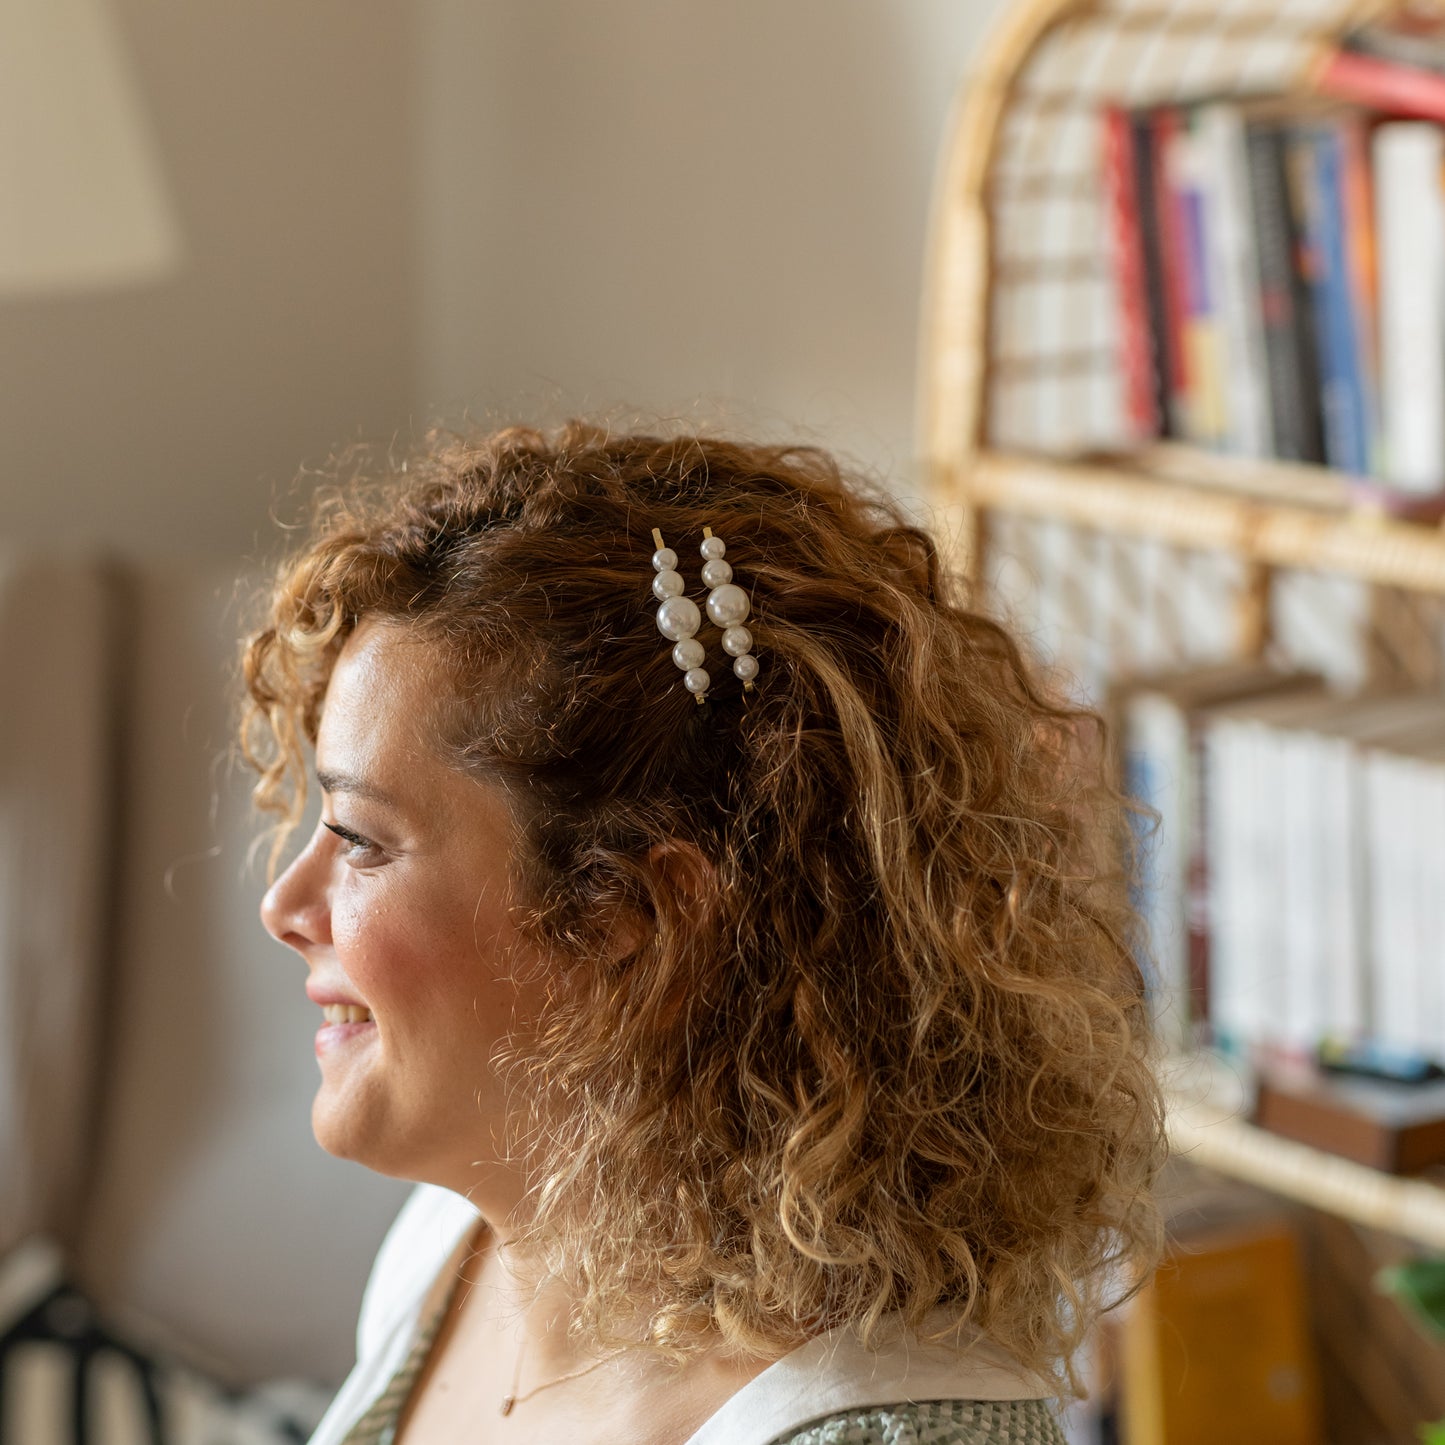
[1245,120,1313,462]
[1130,110,1174,439]
[1280,124,1329,465]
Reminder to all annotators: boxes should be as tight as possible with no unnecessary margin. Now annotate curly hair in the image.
[240,421,1166,1397]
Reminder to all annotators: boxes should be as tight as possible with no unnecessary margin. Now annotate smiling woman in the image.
[239,422,1167,1445]
[259,622,547,1189]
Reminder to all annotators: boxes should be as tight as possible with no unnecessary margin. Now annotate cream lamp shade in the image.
[0,0,182,297]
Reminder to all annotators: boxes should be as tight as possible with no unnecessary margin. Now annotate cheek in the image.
[330,876,527,1020]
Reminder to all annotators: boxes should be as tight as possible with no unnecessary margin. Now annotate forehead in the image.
[317,620,448,777]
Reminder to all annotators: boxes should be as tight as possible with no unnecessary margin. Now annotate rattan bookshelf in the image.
[919,0,1445,1247]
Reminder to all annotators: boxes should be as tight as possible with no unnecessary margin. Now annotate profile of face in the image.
[260,619,550,1195]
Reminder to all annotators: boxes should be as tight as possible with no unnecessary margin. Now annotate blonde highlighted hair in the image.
[241,422,1165,1397]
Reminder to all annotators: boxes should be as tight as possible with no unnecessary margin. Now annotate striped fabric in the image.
[0,1238,329,1445]
[333,1291,446,1445]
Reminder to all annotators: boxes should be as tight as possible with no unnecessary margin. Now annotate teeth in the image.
[322,1004,373,1025]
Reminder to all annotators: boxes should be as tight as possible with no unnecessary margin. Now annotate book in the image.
[1194,103,1273,457]
[1286,118,1375,476]
[1103,107,1160,440]
[1110,664,1322,1050]
[1254,1063,1445,1173]
[1151,107,1196,440]
[1373,121,1445,494]
[1200,690,1445,1054]
[1169,117,1229,445]
[1119,1216,1325,1445]
[1244,116,1325,463]
[1363,726,1445,1056]
[1129,111,1174,438]
[1316,46,1445,124]
[1343,16,1445,77]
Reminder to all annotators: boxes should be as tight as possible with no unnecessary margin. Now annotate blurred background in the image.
[8,2,1445,1444]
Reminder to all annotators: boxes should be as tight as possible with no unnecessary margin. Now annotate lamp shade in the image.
[0,0,182,297]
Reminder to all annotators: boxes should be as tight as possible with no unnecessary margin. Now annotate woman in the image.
[243,423,1166,1445]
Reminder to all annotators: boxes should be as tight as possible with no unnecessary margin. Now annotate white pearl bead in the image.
[656,595,701,641]
[651,547,677,572]
[721,625,752,657]
[733,654,759,682]
[705,582,749,627]
[672,638,704,670]
[683,667,711,694]
[700,558,732,588]
[652,569,684,600]
[700,536,726,560]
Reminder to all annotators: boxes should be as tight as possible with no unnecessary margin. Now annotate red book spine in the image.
[1102,107,1159,438]
[1316,47,1445,122]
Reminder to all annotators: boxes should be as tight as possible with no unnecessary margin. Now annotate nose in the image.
[260,824,333,954]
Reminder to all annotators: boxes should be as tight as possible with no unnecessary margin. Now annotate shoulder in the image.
[763,1398,1068,1445]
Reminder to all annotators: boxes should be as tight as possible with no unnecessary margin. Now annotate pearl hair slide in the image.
[650,526,759,703]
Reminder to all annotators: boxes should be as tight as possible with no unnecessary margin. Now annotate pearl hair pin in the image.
[651,526,709,702]
[650,526,758,701]
[700,527,759,690]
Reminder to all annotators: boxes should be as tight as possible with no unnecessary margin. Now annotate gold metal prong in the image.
[651,527,665,550]
[702,525,714,539]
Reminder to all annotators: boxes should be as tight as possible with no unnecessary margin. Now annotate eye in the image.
[323,820,387,867]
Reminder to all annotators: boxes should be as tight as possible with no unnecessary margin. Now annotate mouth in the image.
[321,1004,373,1025]
[315,1003,376,1057]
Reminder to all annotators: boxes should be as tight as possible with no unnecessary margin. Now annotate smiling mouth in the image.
[321,1004,374,1025]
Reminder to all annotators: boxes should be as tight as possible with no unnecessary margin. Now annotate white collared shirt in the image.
[307,1185,1055,1445]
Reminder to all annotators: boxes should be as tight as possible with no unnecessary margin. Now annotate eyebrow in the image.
[316,768,399,808]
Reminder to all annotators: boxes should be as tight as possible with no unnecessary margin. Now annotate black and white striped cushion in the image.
[0,1240,329,1445]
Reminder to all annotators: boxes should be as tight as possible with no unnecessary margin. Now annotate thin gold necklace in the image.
[499,1332,636,1416]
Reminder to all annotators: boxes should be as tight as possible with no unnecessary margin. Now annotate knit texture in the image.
[765,1398,1067,1445]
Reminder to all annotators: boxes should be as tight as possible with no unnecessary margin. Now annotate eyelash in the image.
[324,820,385,864]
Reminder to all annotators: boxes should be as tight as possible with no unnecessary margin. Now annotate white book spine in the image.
[1319,736,1366,1039]
[1195,104,1273,458]
[1281,728,1325,1051]
[1249,724,1288,1048]
[1122,693,1191,1046]
[1374,122,1445,495]
[1203,721,1244,1048]
[1403,757,1443,1057]
[1423,763,1445,1059]
[1367,752,1414,1048]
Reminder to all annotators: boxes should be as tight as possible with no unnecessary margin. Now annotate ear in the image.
[645,839,717,921]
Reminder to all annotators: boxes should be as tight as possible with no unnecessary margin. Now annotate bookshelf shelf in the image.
[921,0,1445,1241]
[969,449,1445,594]
[1163,1053,1445,1250]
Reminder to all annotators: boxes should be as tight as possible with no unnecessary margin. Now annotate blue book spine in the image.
[1300,126,1371,474]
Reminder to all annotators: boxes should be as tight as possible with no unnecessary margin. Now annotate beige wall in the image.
[415,0,1009,504]
[0,0,1010,554]
[0,2,413,561]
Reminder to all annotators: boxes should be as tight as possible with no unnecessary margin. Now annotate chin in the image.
[309,1094,450,1187]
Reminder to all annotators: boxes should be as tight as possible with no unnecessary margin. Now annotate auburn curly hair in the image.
[240,421,1165,1398]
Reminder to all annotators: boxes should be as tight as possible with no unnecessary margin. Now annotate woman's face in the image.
[260,618,549,1194]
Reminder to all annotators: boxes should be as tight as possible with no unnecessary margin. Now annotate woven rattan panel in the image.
[984,0,1385,455]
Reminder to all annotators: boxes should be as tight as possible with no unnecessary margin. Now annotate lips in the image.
[313,995,377,1058]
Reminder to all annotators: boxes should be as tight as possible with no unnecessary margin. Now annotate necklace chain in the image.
[499,1333,636,1416]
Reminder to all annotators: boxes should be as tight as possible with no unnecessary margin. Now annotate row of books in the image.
[1113,662,1445,1062]
[1103,86,1445,495]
